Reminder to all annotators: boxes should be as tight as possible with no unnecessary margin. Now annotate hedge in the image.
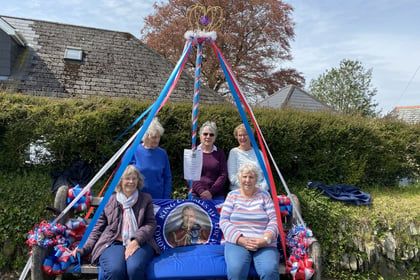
[1,92,419,188]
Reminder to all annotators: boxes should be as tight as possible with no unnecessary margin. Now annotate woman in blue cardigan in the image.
[130,117,172,199]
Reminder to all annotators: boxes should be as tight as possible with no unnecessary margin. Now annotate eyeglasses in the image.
[123,177,138,181]
[203,132,215,137]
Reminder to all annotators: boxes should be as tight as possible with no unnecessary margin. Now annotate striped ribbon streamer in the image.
[191,41,203,150]
[209,41,271,190]
[187,40,203,198]
[208,40,305,226]
[209,39,288,262]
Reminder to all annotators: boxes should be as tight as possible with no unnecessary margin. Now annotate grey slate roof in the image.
[256,85,331,112]
[0,15,225,104]
[388,106,420,124]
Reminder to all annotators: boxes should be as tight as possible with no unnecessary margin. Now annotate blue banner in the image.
[152,199,224,251]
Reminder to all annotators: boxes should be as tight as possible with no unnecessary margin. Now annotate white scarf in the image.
[116,191,138,246]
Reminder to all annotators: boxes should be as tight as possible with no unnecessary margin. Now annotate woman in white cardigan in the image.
[227,124,268,191]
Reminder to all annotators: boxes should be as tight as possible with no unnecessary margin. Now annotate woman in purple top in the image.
[191,121,227,200]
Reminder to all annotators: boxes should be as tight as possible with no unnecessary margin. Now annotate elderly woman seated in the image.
[220,162,279,280]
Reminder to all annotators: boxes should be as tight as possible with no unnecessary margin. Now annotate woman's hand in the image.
[237,236,258,251]
[237,236,267,251]
[72,248,81,258]
[125,239,140,260]
[200,190,213,200]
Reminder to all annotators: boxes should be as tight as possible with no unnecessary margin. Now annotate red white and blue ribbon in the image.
[27,218,87,247]
[208,39,289,262]
[67,184,92,211]
[278,195,292,217]
[186,35,204,198]
[208,40,307,227]
[65,217,87,243]
[44,217,87,275]
[27,218,87,275]
[42,245,76,275]
[286,224,315,280]
[26,220,67,248]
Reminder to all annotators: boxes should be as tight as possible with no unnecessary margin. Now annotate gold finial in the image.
[187,4,224,32]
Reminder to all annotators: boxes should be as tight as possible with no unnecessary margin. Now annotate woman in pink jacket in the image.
[74,165,160,280]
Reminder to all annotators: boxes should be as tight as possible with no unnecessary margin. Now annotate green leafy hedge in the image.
[1,92,418,187]
[0,170,53,271]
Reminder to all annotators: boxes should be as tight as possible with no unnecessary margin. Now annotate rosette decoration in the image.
[27,218,88,275]
[278,195,292,217]
[42,245,76,275]
[285,224,315,280]
[26,220,67,248]
[67,184,92,211]
[65,217,87,243]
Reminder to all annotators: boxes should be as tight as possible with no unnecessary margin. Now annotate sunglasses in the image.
[203,132,215,137]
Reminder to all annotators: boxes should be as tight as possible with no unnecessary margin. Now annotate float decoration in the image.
[67,184,92,211]
[65,217,87,244]
[42,245,76,275]
[186,4,224,32]
[27,218,87,275]
[285,224,315,280]
[184,4,224,198]
[278,194,293,217]
[26,220,67,248]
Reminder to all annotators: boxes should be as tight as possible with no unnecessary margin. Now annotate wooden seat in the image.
[30,186,321,280]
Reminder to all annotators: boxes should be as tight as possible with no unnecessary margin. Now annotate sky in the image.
[1,0,419,114]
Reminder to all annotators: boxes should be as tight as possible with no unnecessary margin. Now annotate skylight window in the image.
[64,47,83,61]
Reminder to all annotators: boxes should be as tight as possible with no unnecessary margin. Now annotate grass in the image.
[366,185,420,221]
[296,182,420,280]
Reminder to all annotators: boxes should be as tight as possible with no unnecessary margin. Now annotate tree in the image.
[141,0,304,102]
[309,59,378,116]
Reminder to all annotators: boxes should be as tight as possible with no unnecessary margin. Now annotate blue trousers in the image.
[98,242,154,280]
[224,242,280,280]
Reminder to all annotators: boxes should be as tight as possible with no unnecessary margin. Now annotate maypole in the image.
[22,4,319,279]
[185,4,224,198]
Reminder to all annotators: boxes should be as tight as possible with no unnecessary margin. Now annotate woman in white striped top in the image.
[220,163,279,280]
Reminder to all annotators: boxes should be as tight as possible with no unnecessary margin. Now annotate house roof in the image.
[0,15,225,104]
[256,85,331,112]
[0,17,26,45]
[388,105,420,124]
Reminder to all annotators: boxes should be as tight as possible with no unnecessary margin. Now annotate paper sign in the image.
[183,149,203,181]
